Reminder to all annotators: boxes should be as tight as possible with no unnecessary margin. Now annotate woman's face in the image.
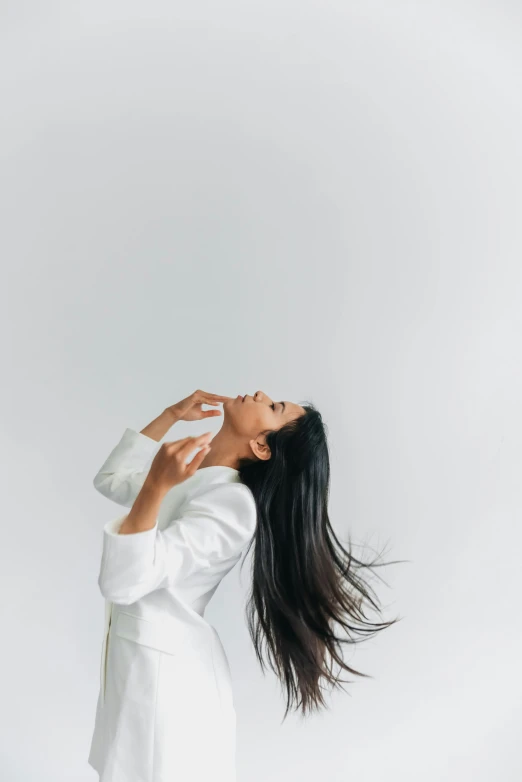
[223,390,306,437]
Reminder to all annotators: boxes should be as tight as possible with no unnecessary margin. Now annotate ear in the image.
[249,435,271,462]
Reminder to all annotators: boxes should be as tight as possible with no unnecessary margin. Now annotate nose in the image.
[253,390,272,404]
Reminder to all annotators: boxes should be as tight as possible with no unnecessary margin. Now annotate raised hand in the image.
[146,432,214,491]
[166,390,233,422]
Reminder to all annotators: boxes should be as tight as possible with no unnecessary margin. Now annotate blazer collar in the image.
[187,464,241,488]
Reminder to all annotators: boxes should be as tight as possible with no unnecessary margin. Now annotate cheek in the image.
[253,408,273,433]
[240,407,269,435]
[232,402,273,435]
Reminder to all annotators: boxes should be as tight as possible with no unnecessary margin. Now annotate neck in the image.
[198,427,245,470]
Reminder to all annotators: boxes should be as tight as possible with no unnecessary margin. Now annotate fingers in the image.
[167,431,213,459]
[194,390,233,403]
[163,432,213,452]
[185,443,211,475]
[177,432,213,469]
[162,435,193,448]
[201,410,222,417]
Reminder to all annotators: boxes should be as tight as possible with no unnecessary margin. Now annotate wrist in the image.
[163,406,180,425]
[141,475,170,500]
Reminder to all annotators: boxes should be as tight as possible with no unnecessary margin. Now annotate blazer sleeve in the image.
[97,482,257,605]
[93,427,162,508]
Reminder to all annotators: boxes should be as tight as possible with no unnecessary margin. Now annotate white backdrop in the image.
[2,2,521,780]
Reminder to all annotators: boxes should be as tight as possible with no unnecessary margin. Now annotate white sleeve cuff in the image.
[121,427,162,454]
[98,514,161,604]
[92,428,162,508]
[103,513,159,538]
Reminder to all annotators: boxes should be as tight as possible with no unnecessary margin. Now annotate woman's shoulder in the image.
[182,479,257,532]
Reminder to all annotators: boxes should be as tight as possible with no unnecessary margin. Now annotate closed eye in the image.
[271,403,276,410]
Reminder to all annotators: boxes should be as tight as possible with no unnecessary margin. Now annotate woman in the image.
[88,389,398,782]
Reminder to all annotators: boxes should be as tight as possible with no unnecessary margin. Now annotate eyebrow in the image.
[279,401,286,414]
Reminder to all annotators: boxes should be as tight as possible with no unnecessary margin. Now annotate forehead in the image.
[283,401,306,417]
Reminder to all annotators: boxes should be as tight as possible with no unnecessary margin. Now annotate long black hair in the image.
[237,402,402,721]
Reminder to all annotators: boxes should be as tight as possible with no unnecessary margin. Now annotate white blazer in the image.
[87,427,257,782]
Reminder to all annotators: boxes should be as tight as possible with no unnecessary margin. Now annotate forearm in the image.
[118,478,168,534]
[139,408,179,442]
